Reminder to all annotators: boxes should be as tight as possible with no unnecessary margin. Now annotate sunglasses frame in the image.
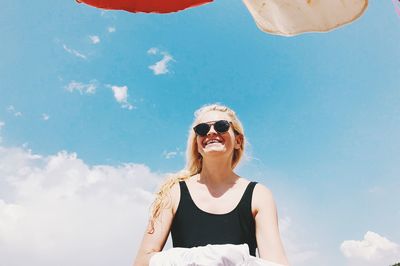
[193,120,235,136]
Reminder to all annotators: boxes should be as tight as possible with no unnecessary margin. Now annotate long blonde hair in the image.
[147,103,246,233]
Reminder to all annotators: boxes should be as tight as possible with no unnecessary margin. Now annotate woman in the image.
[134,104,289,266]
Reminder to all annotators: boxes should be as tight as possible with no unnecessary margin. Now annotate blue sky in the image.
[1,1,399,265]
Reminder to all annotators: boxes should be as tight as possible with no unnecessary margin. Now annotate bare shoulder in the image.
[252,183,276,212]
[253,183,274,198]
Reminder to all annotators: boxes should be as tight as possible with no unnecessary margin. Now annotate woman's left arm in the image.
[253,184,290,266]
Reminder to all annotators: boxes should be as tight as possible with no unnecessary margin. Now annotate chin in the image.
[203,148,228,154]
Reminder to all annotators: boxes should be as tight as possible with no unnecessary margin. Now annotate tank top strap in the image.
[237,181,258,211]
[178,180,191,202]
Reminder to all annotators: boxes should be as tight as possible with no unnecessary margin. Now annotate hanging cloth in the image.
[76,0,213,14]
[243,0,368,36]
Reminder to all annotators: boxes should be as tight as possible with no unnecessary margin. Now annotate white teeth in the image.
[205,139,221,145]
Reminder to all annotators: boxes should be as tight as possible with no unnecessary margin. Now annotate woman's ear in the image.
[234,134,243,149]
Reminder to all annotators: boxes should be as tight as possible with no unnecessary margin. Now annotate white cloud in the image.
[42,113,50,121]
[149,53,174,75]
[65,81,97,95]
[107,27,116,33]
[110,85,134,110]
[7,105,22,117]
[148,48,175,75]
[147,47,159,55]
[62,44,87,60]
[0,145,164,266]
[340,231,400,265]
[163,151,178,159]
[279,216,319,266]
[89,35,100,44]
[162,148,184,159]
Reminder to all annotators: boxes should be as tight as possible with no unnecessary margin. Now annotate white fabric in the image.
[242,0,368,36]
[149,244,284,266]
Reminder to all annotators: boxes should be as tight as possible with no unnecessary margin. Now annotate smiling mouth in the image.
[203,139,224,147]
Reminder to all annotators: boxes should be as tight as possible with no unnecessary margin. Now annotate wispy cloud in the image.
[367,186,384,194]
[89,35,100,44]
[41,113,50,121]
[163,151,177,159]
[340,231,400,265]
[147,48,159,55]
[62,44,87,60]
[147,48,175,75]
[7,105,22,117]
[279,216,319,266]
[110,85,134,110]
[163,151,178,159]
[162,148,184,159]
[0,121,4,143]
[0,145,163,266]
[65,80,97,95]
[100,10,116,18]
[107,26,116,33]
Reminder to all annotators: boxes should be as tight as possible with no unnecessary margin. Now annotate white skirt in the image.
[150,243,285,266]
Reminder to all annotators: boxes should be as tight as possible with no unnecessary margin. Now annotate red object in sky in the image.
[76,0,213,13]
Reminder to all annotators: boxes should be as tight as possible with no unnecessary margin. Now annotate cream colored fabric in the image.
[149,244,285,266]
[243,0,368,36]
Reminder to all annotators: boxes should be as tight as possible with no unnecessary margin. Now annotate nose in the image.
[207,124,218,135]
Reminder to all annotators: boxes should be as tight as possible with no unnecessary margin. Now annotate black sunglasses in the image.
[193,120,233,136]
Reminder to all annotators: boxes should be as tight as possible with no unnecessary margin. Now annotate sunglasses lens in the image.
[214,120,230,133]
[194,123,210,136]
[194,120,231,136]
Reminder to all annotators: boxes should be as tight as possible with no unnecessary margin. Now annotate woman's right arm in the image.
[133,183,180,266]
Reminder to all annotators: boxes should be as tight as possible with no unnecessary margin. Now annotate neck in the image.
[199,155,238,185]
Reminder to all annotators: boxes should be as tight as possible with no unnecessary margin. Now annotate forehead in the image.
[196,110,231,123]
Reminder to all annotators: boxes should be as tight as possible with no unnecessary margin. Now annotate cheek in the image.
[196,137,203,150]
[228,131,237,143]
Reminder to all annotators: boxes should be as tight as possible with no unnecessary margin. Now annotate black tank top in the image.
[170,181,258,256]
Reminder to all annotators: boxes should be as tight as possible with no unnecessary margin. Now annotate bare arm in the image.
[133,183,180,266]
[253,184,290,266]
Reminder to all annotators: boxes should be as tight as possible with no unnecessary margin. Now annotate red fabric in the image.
[77,0,213,13]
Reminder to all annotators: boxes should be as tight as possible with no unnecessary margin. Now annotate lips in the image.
[203,138,224,147]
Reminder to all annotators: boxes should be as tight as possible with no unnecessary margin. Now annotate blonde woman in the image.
[134,104,289,266]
